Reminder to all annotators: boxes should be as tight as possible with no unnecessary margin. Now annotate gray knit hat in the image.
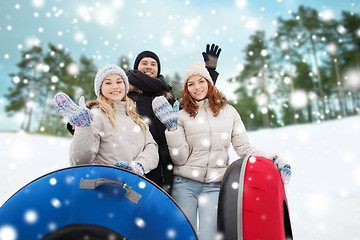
[94,64,129,96]
[183,62,213,86]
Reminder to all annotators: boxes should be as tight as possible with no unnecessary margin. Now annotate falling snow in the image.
[1,0,360,239]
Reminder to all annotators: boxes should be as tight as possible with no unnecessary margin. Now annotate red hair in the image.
[182,80,227,118]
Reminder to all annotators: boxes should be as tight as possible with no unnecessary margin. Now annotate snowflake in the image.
[201,138,210,148]
[290,90,308,109]
[51,76,59,83]
[67,63,80,75]
[320,10,334,21]
[344,69,360,89]
[191,170,199,178]
[138,181,146,189]
[166,229,176,238]
[162,35,174,47]
[171,148,179,156]
[51,198,62,208]
[132,125,141,133]
[336,25,346,35]
[217,159,224,166]
[231,181,239,189]
[260,49,268,57]
[24,209,38,224]
[249,156,256,163]
[235,0,247,8]
[0,225,17,240]
[135,217,146,228]
[65,176,74,184]
[198,195,208,205]
[12,76,20,84]
[49,177,57,185]
[48,222,57,231]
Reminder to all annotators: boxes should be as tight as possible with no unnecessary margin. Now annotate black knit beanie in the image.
[133,51,161,77]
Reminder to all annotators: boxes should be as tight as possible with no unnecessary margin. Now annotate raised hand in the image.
[54,93,93,127]
[152,96,179,130]
[202,43,222,70]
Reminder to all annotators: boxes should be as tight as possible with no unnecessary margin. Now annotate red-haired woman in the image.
[152,62,291,240]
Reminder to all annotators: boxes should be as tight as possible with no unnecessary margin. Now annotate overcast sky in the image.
[0,0,358,130]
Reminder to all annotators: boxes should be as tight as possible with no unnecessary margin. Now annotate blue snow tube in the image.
[0,165,197,240]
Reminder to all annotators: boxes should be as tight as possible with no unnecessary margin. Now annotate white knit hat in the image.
[94,64,129,96]
[183,62,213,86]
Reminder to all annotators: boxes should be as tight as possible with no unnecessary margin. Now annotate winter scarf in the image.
[127,70,172,96]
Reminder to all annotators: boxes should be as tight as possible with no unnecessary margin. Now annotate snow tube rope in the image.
[79,178,141,204]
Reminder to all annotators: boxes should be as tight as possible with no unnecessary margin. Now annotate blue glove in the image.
[54,93,92,127]
[202,43,222,70]
[114,161,144,176]
[152,96,179,130]
[273,156,291,185]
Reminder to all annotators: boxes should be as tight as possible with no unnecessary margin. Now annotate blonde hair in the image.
[92,93,147,133]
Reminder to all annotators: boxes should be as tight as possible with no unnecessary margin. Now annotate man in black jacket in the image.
[127,46,221,194]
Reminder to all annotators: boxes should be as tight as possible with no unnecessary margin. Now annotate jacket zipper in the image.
[203,101,212,182]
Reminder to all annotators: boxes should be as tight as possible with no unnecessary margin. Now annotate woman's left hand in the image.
[273,156,291,185]
[114,161,144,176]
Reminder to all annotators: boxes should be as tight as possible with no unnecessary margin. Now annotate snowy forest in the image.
[3,4,360,135]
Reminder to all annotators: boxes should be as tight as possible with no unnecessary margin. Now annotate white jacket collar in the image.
[196,99,209,109]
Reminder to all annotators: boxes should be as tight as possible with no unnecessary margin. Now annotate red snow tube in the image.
[218,155,293,240]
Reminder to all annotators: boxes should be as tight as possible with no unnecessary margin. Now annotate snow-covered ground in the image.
[1,116,360,239]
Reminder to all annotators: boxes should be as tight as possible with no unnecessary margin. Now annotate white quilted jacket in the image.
[165,99,275,183]
[69,101,158,173]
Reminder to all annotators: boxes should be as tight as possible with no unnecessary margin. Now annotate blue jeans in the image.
[171,175,220,240]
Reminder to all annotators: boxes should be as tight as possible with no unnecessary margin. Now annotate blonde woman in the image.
[54,64,158,175]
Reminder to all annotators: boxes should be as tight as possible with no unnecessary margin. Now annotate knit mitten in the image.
[273,156,291,185]
[279,166,291,185]
[114,161,144,176]
[202,44,222,70]
[152,96,179,130]
[54,93,92,127]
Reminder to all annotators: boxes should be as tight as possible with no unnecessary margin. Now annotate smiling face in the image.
[101,74,126,101]
[186,75,209,101]
[137,57,158,78]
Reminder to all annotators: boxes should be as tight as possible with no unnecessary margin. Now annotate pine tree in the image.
[77,55,97,101]
[39,44,76,135]
[235,30,272,128]
[292,5,328,119]
[118,55,130,73]
[273,17,303,124]
[340,11,360,114]
[5,45,43,132]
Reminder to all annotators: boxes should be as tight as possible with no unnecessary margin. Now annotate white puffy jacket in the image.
[69,101,158,173]
[165,99,275,183]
